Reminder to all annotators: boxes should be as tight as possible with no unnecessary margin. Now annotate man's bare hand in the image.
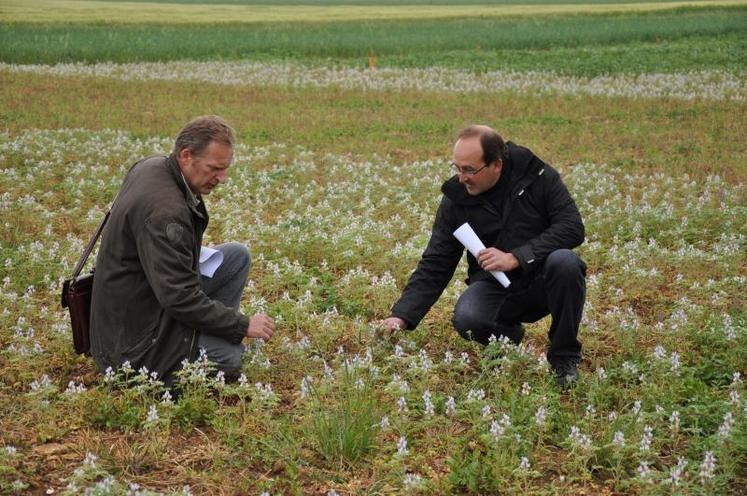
[247,313,275,341]
[375,317,407,339]
[476,247,519,272]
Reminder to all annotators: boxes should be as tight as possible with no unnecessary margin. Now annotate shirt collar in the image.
[180,172,201,208]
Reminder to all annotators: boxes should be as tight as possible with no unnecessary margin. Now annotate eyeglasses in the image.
[451,162,488,176]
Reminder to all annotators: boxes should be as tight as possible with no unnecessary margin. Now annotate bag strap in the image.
[71,209,111,279]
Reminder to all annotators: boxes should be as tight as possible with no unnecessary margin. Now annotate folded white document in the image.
[453,223,511,288]
[199,246,224,278]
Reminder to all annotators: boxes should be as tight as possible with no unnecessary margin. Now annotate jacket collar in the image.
[441,141,541,205]
[167,154,205,216]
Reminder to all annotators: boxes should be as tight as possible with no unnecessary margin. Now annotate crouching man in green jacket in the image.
[90,116,275,386]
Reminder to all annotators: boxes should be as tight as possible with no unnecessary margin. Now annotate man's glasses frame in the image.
[451,162,489,176]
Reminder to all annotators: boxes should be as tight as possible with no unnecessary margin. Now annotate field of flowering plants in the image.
[1,1,746,495]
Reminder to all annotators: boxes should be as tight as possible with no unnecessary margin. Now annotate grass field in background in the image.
[93,0,725,5]
[0,0,745,494]
[3,0,744,24]
[1,7,745,75]
[1,70,744,182]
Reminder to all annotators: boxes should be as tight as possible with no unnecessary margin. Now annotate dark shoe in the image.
[552,359,579,388]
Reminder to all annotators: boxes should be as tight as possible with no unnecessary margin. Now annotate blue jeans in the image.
[198,242,251,376]
[452,249,586,364]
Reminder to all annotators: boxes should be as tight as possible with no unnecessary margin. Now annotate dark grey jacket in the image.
[391,142,585,329]
[90,155,249,385]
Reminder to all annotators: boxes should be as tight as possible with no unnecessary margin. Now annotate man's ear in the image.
[493,158,503,171]
[177,148,191,167]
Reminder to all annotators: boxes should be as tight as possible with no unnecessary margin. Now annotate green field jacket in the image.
[391,142,585,329]
[90,154,249,385]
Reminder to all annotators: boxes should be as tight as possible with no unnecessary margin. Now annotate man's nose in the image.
[458,173,469,183]
[216,170,228,183]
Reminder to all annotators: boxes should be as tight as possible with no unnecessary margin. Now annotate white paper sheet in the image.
[453,223,511,288]
[199,246,224,278]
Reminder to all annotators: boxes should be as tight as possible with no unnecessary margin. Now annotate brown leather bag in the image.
[61,210,110,355]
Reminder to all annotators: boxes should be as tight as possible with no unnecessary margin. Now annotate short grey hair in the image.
[173,115,234,156]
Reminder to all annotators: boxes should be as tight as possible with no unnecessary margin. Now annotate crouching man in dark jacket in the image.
[90,116,275,386]
[381,125,586,386]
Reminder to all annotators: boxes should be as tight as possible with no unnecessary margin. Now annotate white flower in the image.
[403,473,423,488]
[254,382,275,401]
[490,414,512,439]
[83,452,97,467]
[443,350,453,364]
[380,416,390,429]
[518,456,531,470]
[30,374,52,392]
[669,352,681,375]
[397,396,407,413]
[459,352,469,366]
[422,390,434,417]
[396,436,408,456]
[9,62,741,101]
[666,457,688,486]
[732,372,742,385]
[490,419,505,438]
[568,426,592,450]
[637,460,653,482]
[146,404,159,424]
[639,425,653,453]
[445,396,456,417]
[323,361,334,379]
[534,406,547,426]
[717,411,734,439]
[64,380,86,395]
[612,431,625,448]
[699,451,716,484]
[466,389,485,401]
[669,411,680,431]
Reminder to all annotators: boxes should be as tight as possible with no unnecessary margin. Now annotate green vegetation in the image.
[0,71,744,181]
[1,7,745,75]
[0,0,745,493]
[9,0,741,25]
[95,0,725,5]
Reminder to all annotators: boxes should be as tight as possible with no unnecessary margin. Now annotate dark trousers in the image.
[452,249,585,364]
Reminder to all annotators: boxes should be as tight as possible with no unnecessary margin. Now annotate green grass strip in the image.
[2,0,745,24]
[0,8,744,75]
